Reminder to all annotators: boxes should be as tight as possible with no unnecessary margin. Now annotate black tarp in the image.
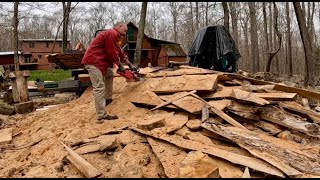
[188,25,241,72]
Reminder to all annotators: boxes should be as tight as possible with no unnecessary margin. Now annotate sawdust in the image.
[0,76,164,177]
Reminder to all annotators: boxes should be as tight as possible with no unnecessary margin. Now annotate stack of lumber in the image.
[65,66,320,178]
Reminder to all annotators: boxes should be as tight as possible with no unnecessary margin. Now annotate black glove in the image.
[129,63,139,72]
[117,63,126,73]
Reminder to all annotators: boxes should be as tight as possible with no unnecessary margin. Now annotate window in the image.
[38,55,42,59]
[29,42,34,48]
[127,27,135,41]
[46,42,49,48]
[25,56,31,63]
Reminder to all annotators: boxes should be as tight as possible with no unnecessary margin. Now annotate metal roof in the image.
[20,39,71,42]
[0,51,22,55]
[161,44,186,57]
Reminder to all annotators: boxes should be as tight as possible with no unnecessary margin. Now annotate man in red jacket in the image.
[81,22,137,123]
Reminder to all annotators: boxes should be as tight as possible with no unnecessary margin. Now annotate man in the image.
[81,22,137,124]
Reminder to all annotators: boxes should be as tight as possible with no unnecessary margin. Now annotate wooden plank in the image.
[131,127,284,177]
[228,111,260,121]
[201,85,242,99]
[179,151,219,178]
[229,73,320,101]
[201,105,209,122]
[61,142,102,178]
[226,101,259,113]
[147,137,187,178]
[259,106,320,138]
[253,92,297,101]
[191,93,248,130]
[0,128,12,144]
[231,89,270,105]
[150,90,196,111]
[279,101,320,123]
[152,74,218,93]
[137,117,167,131]
[208,99,232,111]
[165,112,189,133]
[129,90,178,109]
[172,95,205,114]
[201,123,320,177]
[242,84,275,92]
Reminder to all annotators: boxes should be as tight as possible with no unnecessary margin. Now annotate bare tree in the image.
[195,2,199,30]
[266,2,282,73]
[286,2,293,76]
[293,2,315,86]
[134,2,148,67]
[229,2,238,45]
[222,2,229,31]
[248,2,259,73]
[13,2,19,71]
[62,2,71,53]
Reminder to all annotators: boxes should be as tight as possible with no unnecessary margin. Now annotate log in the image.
[14,101,34,114]
[61,142,102,178]
[8,70,30,103]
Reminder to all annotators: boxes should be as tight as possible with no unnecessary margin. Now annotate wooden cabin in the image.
[119,22,186,68]
[18,39,71,70]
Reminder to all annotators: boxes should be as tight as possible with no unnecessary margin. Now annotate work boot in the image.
[106,99,113,106]
[96,114,118,124]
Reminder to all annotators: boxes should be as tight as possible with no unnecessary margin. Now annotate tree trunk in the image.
[286,2,293,76]
[293,2,315,86]
[134,2,148,67]
[195,2,199,30]
[263,2,269,71]
[266,2,282,73]
[248,2,259,73]
[205,2,208,26]
[269,3,273,52]
[13,2,19,71]
[222,2,230,31]
[190,2,194,34]
[62,2,71,53]
[229,2,238,46]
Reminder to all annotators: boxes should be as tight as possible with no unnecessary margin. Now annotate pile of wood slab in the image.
[64,66,320,178]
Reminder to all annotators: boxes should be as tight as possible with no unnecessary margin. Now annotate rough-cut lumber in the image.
[201,105,209,122]
[191,94,248,130]
[131,127,284,177]
[201,85,242,99]
[230,73,320,101]
[279,102,320,123]
[172,95,205,114]
[211,157,243,178]
[75,144,101,155]
[242,167,250,178]
[226,101,259,113]
[208,99,232,111]
[0,128,12,144]
[201,123,320,177]
[150,90,196,111]
[253,92,297,101]
[179,151,219,178]
[129,90,178,109]
[147,137,187,178]
[145,67,218,78]
[242,84,275,92]
[301,98,311,109]
[61,142,102,178]
[228,111,260,121]
[185,119,202,130]
[231,89,270,105]
[137,117,167,131]
[259,106,320,138]
[165,113,189,133]
[151,74,218,93]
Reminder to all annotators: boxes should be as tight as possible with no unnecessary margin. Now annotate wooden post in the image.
[8,70,30,103]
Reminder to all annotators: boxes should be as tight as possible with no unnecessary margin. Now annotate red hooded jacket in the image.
[81,28,126,74]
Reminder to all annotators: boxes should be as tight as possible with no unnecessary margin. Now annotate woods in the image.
[0,2,319,84]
